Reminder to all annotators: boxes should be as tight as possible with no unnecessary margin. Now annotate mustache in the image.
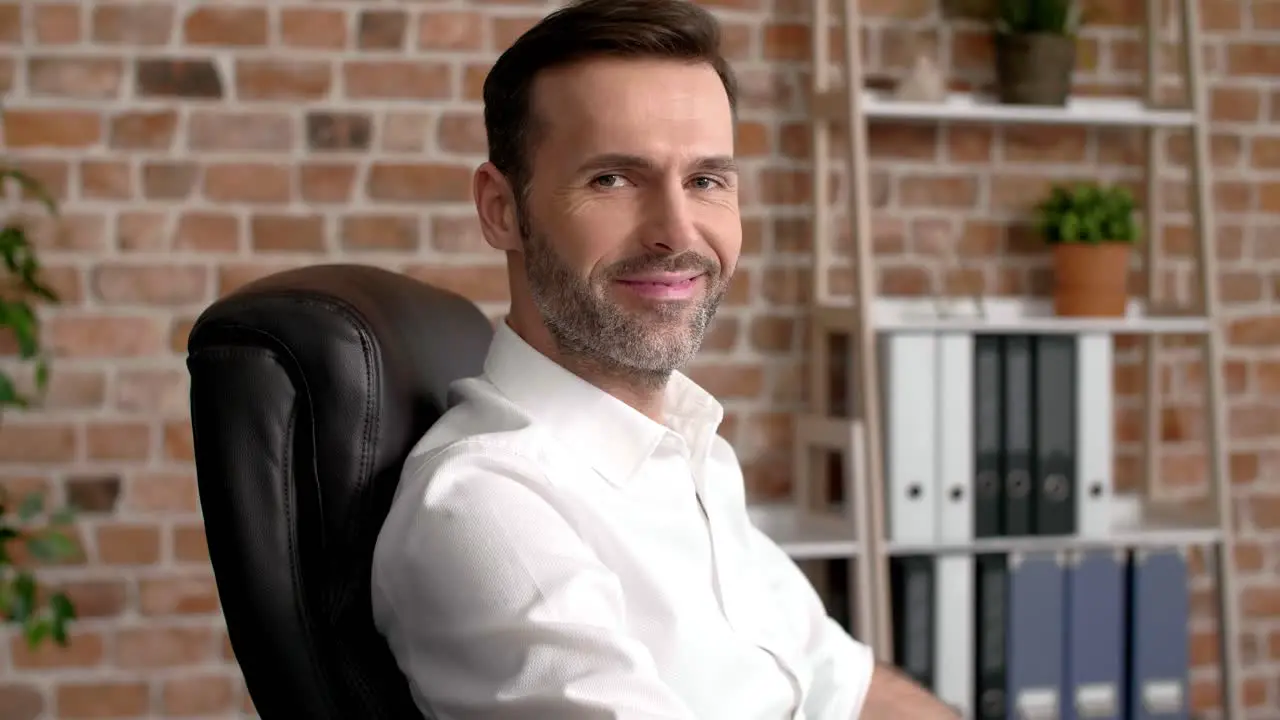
[605,251,720,279]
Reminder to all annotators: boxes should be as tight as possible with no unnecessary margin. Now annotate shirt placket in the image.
[688,451,805,720]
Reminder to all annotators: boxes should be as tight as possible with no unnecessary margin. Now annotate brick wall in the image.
[0,0,1276,717]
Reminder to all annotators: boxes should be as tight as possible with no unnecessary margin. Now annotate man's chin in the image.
[609,292,707,322]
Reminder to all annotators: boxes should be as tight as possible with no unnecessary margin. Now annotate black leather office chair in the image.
[186,264,494,719]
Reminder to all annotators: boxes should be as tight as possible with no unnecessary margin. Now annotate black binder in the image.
[1032,335,1077,535]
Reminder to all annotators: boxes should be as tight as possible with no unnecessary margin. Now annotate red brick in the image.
[437,111,487,155]
[235,59,330,101]
[250,214,326,253]
[343,60,452,100]
[0,423,77,463]
[341,214,420,251]
[79,160,132,200]
[90,264,209,307]
[280,8,348,49]
[84,421,151,461]
[175,212,240,253]
[92,4,173,45]
[139,574,220,616]
[125,471,199,514]
[300,162,357,203]
[113,369,188,416]
[47,315,166,358]
[141,161,197,200]
[33,3,80,44]
[420,10,486,50]
[10,631,105,670]
[96,522,162,565]
[2,109,101,148]
[55,681,148,718]
[203,163,292,204]
[182,6,268,46]
[163,420,195,462]
[0,683,45,720]
[108,109,177,150]
[367,163,473,203]
[161,674,236,716]
[188,110,295,152]
[172,523,210,563]
[357,9,407,50]
[60,579,128,619]
[27,56,122,99]
[115,625,215,669]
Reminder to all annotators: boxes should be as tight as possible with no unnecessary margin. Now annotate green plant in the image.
[0,491,78,648]
[995,0,1083,35]
[1,167,58,407]
[1035,182,1141,245]
[0,163,76,649]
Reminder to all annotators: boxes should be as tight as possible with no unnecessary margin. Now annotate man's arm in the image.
[372,444,697,719]
[743,522,875,718]
[861,663,961,719]
[744,522,958,720]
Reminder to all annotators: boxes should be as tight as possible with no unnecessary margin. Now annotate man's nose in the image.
[640,182,699,255]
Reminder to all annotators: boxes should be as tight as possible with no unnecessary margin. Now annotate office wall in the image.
[0,1,1276,717]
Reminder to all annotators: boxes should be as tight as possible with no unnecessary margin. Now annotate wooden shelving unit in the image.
[752,0,1244,717]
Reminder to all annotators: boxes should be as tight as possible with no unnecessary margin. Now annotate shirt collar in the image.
[482,320,724,487]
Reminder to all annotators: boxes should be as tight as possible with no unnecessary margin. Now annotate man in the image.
[372,1,958,718]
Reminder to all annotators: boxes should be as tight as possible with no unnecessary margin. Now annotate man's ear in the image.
[473,162,522,253]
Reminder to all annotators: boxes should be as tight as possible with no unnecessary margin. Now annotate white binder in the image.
[1076,333,1114,538]
[881,332,939,544]
[934,332,975,717]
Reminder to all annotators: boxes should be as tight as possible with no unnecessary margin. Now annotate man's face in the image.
[516,57,741,379]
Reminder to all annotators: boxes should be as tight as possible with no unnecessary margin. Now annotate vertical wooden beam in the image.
[1176,0,1243,716]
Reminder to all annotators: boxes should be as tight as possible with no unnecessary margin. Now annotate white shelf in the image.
[748,503,859,560]
[814,88,1195,127]
[886,496,1221,556]
[815,296,1211,335]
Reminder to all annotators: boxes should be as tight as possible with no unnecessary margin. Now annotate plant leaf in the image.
[9,571,36,621]
[0,167,59,217]
[27,531,77,562]
[17,493,43,522]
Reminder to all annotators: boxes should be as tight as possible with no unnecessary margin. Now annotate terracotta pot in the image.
[994,32,1077,106]
[1052,243,1131,317]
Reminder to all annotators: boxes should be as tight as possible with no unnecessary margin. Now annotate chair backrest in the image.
[186,264,493,719]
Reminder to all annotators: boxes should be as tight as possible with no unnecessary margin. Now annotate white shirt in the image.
[372,321,874,720]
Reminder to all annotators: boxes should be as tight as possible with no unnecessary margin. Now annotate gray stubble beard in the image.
[519,213,729,390]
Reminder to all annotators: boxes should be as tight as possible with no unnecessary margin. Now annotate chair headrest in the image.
[187,263,492,719]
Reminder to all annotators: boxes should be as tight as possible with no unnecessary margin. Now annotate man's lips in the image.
[617,272,704,285]
[615,272,706,300]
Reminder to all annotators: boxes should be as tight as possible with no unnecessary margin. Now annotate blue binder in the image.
[1063,550,1125,720]
[1007,551,1066,720]
[1126,547,1191,720]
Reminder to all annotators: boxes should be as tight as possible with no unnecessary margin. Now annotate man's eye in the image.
[691,176,724,190]
[592,174,625,188]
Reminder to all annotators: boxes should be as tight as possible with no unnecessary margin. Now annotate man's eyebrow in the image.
[574,153,739,176]
[693,155,739,175]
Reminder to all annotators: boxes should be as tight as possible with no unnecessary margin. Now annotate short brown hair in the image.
[482,0,739,200]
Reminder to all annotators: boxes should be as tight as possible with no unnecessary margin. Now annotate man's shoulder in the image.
[404,375,554,477]
[372,376,584,581]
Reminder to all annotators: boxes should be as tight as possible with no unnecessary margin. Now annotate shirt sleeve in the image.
[745,522,876,720]
[371,442,699,720]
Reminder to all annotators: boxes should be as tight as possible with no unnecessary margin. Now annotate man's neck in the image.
[505,315,669,423]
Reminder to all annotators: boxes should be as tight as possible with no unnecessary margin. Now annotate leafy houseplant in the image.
[0,164,77,649]
[992,0,1084,105]
[1035,182,1140,317]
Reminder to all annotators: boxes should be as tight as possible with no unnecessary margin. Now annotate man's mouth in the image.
[615,272,705,300]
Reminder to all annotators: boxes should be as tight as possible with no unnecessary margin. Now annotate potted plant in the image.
[0,164,77,649]
[1035,182,1140,317]
[993,0,1083,106]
